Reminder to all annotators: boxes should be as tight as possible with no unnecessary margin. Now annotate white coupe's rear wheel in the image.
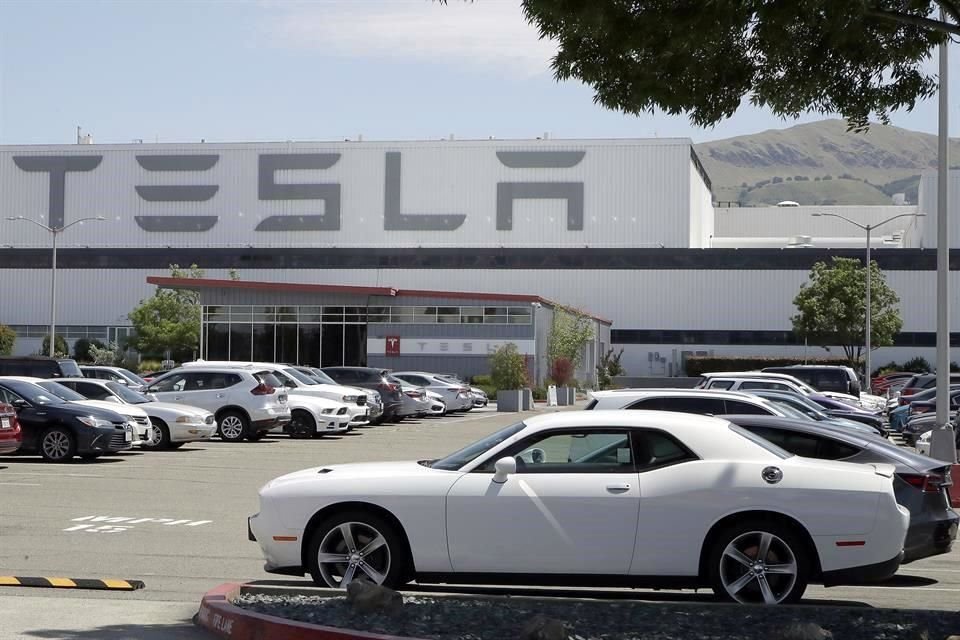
[307,512,407,589]
[709,521,809,605]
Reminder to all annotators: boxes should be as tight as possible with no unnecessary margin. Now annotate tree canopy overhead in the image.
[519,1,956,130]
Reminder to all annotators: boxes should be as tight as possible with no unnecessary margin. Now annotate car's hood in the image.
[49,401,130,422]
[73,399,147,419]
[142,401,212,419]
[291,384,366,399]
[262,460,452,493]
[286,394,347,410]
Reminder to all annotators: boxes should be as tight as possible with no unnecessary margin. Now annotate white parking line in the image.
[0,482,41,486]
[64,515,213,533]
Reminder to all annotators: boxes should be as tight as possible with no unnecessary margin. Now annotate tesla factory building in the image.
[0,137,957,380]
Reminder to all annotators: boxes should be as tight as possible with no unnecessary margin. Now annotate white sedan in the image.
[54,378,216,449]
[249,411,909,605]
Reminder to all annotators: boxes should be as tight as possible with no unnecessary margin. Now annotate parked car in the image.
[184,362,371,428]
[293,366,384,425]
[762,365,861,396]
[0,402,23,455]
[722,415,958,564]
[900,373,960,399]
[807,394,886,433]
[0,378,135,462]
[322,367,404,423]
[9,377,151,446]
[739,389,882,437]
[424,390,448,416]
[872,371,917,396]
[700,371,886,412]
[437,374,489,407]
[249,410,909,604]
[144,367,291,442]
[0,356,82,379]
[80,366,149,392]
[586,388,791,417]
[392,372,474,412]
[388,376,431,418]
[53,378,216,450]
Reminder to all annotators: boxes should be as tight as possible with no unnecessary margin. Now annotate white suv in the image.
[145,367,291,442]
[183,361,371,427]
[586,388,788,416]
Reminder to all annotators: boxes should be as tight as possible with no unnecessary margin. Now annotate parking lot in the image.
[0,404,958,639]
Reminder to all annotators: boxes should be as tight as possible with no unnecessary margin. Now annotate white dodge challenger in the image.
[248,411,910,604]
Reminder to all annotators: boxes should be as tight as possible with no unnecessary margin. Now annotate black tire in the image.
[40,426,77,463]
[288,410,316,439]
[246,430,267,442]
[306,510,409,589]
[142,419,171,450]
[707,519,810,605]
[217,410,248,442]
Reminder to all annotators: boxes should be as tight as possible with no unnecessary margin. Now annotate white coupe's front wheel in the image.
[708,521,809,605]
[307,512,408,589]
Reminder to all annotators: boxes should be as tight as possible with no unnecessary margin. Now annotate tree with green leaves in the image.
[792,257,903,365]
[513,1,956,130]
[596,347,626,390]
[547,307,594,371]
[128,264,204,361]
[490,343,530,391]
[0,325,16,356]
[41,334,69,358]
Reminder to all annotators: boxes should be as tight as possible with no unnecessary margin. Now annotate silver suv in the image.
[145,367,290,442]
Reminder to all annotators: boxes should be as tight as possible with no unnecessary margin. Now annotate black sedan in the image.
[723,414,958,564]
[0,378,134,462]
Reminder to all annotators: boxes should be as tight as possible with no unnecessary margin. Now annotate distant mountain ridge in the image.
[693,119,960,206]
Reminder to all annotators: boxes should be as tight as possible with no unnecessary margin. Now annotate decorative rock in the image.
[345,578,403,615]
[779,623,833,640]
[520,614,570,640]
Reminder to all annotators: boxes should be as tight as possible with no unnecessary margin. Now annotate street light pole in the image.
[811,212,925,388]
[5,215,105,357]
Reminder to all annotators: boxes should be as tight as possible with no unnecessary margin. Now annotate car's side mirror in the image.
[145,393,158,402]
[10,398,29,410]
[492,457,517,484]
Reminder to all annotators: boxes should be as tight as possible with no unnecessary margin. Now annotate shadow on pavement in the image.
[873,574,939,587]
[0,456,124,465]
[23,618,206,639]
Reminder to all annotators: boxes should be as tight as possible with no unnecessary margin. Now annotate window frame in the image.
[473,427,639,474]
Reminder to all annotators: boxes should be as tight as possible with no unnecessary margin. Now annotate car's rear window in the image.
[728,424,793,459]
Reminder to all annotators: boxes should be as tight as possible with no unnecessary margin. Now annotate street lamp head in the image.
[5,216,23,221]
[94,216,106,221]
[811,213,823,217]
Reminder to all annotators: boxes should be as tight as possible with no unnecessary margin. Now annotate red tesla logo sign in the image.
[386,336,401,356]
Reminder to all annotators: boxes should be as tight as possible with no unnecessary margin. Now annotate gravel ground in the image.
[236,592,960,640]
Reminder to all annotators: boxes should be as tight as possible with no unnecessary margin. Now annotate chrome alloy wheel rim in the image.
[43,431,70,460]
[317,522,391,588]
[720,531,798,605]
[220,416,244,439]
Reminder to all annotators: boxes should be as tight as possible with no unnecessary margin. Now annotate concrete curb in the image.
[195,583,425,640]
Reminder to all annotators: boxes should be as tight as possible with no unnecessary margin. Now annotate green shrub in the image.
[138,359,163,374]
[490,344,529,391]
[684,356,852,377]
[0,325,15,356]
[901,356,932,373]
[40,335,69,358]
[73,338,105,363]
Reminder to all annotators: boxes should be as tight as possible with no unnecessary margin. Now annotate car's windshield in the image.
[1,380,65,405]
[37,380,88,402]
[106,381,150,404]
[767,400,812,421]
[305,368,338,385]
[430,422,527,471]
[117,369,148,387]
[283,367,317,386]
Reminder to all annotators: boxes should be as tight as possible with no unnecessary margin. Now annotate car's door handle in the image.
[605,483,631,493]
[216,393,225,398]
[174,396,183,401]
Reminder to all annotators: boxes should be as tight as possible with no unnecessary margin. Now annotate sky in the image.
[1,0,959,146]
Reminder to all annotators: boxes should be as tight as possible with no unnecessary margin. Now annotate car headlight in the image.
[343,395,358,402]
[321,408,334,414]
[176,415,201,424]
[77,416,112,428]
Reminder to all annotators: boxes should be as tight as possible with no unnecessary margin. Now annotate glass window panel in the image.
[389,307,415,323]
[484,307,509,317]
[323,306,345,314]
[321,324,344,368]
[298,325,321,366]
[483,314,508,324]
[229,307,253,322]
[413,307,437,323]
[298,306,322,323]
[206,323,229,360]
[277,324,298,365]
[368,313,390,323]
[252,324,276,362]
[461,307,484,324]
[229,324,252,360]
[508,313,532,325]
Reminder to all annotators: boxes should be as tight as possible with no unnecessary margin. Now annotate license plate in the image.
[124,430,132,442]
[0,417,9,429]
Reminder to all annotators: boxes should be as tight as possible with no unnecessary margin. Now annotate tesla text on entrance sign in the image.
[8,151,585,233]
[368,338,536,356]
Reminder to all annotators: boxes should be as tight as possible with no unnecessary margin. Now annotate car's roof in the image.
[765,365,852,371]
[700,371,805,382]
[58,377,110,385]
[590,388,767,401]
[159,367,257,375]
[519,410,779,463]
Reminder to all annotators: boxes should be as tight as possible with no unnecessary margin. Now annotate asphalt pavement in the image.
[0,404,957,639]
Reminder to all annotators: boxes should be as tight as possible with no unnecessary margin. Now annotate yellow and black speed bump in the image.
[0,576,144,590]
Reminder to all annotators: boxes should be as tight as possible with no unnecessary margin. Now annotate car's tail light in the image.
[251,383,275,395]
[405,390,422,399]
[378,382,399,394]
[899,472,949,493]
[901,388,917,397]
